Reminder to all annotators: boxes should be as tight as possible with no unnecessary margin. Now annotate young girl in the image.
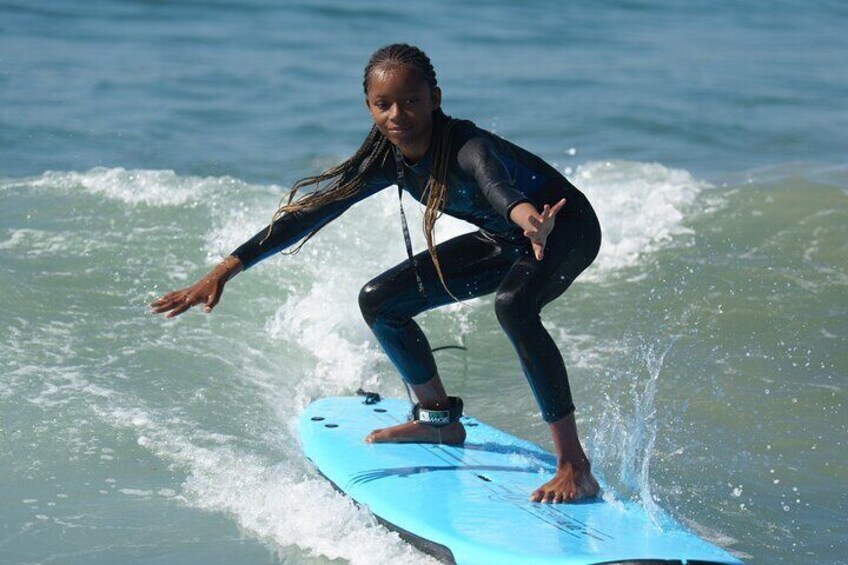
[152,44,602,503]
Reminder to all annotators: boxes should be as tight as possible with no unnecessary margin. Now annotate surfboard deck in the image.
[298,396,742,565]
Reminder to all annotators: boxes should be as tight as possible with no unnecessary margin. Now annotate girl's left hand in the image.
[524,198,566,261]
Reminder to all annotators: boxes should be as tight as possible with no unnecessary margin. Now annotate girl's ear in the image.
[432,87,442,110]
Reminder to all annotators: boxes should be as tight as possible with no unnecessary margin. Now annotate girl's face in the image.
[365,65,441,161]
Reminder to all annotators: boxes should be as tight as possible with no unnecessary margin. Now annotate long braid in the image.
[423,113,462,302]
[266,43,463,301]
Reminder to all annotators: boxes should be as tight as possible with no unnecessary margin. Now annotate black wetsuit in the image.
[232,113,601,422]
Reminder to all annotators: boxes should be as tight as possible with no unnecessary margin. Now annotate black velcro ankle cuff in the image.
[412,397,463,427]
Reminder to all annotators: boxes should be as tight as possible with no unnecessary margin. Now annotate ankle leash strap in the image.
[412,396,463,427]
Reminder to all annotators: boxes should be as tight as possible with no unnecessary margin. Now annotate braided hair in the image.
[264,43,464,299]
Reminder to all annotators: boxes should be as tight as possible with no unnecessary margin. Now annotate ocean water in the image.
[1,1,846,564]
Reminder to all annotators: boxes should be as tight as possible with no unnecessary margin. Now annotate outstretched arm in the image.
[150,162,393,318]
[150,199,355,319]
[149,199,352,319]
[150,255,243,318]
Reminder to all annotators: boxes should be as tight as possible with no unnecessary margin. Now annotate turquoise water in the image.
[1,2,846,563]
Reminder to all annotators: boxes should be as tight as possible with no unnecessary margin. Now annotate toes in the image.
[531,473,599,504]
[364,428,383,443]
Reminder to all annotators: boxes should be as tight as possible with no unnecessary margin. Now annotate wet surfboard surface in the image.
[298,396,742,565]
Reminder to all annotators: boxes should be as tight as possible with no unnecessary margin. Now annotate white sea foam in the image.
[118,488,154,497]
[99,405,438,565]
[28,167,255,207]
[574,160,711,276]
[266,285,385,402]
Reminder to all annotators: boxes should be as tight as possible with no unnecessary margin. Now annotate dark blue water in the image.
[3,1,846,183]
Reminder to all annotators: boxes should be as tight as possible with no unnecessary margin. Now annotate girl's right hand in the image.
[150,256,243,318]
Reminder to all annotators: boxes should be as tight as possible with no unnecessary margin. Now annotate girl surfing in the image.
[152,44,601,503]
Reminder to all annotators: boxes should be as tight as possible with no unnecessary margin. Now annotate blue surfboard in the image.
[298,396,742,565]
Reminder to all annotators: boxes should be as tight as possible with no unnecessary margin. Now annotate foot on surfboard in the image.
[364,420,466,445]
[530,461,600,503]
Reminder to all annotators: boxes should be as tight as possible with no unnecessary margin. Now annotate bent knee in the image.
[494,289,535,329]
[358,281,382,326]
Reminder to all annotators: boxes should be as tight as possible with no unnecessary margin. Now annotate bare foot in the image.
[365,421,466,445]
[530,462,600,503]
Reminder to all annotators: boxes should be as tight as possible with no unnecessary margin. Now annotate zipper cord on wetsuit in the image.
[392,146,427,297]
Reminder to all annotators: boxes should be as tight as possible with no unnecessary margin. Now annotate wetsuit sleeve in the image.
[456,135,532,224]
[230,162,393,270]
